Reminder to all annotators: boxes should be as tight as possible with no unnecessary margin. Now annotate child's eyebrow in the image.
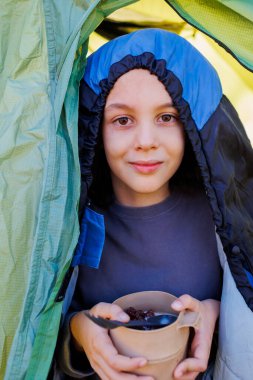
[156,102,176,110]
[104,103,132,111]
[155,102,179,115]
[105,102,177,111]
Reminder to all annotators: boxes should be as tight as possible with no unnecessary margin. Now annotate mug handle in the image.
[176,310,200,329]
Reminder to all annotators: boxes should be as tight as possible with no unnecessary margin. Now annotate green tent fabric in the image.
[0,1,252,379]
[0,1,137,379]
[166,0,253,71]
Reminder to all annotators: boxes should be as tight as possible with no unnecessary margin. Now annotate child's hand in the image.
[70,302,154,380]
[171,295,220,380]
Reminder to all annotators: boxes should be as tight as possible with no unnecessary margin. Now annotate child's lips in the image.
[129,160,163,173]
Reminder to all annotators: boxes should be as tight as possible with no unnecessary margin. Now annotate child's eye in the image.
[158,114,178,123]
[113,116,131,126]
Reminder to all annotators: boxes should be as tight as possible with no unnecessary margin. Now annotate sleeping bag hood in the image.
[78,28,253,309]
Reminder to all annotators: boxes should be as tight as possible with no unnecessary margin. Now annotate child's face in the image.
[102,69,185,206]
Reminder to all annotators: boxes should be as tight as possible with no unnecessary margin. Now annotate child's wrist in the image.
[70,311,87,351]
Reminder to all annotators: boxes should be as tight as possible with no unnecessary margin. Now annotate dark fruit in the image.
[124,307,156,330]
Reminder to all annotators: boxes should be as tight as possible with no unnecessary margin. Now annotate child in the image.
[56,29,253,380]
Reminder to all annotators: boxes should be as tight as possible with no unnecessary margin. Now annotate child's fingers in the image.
[171,298,219,380]
[171,294,200,313]
[105,351,148,372]
[173,370,200,380]
[72,307,152,379]
[191,330,211,362]
[173,357,207,379]
[91,302,130,321]
[94,349,153,380]
[94,329,148,372]
[174,328,209,378]
[92,340,153,380]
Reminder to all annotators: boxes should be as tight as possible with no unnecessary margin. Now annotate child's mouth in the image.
[130,160,163,173]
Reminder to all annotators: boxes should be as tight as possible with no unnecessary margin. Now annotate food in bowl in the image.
[124,306,176,330]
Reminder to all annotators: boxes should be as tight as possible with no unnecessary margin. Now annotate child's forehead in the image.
[107,68,167,90]
[105,69,174,107]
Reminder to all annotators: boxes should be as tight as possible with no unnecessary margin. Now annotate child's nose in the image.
[134,123,158,150]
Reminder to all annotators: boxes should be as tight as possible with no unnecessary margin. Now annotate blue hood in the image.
[84,28,222,130]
